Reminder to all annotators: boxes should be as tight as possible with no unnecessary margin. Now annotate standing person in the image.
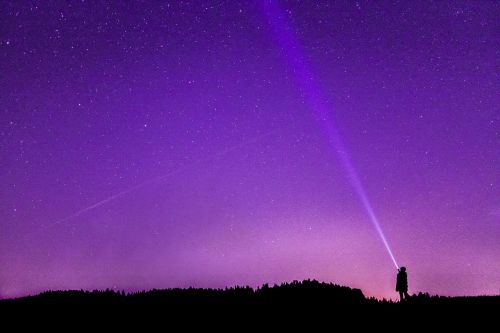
[396,267,410,301]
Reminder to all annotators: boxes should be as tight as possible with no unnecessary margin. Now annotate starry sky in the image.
[1,1,499,299]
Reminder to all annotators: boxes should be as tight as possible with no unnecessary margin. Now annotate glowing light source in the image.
[260,0,399,269]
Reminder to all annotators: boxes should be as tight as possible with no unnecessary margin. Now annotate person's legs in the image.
[399,291,404,302]
[404,291,410,300]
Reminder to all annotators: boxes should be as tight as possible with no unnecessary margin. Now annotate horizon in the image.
[4,278,499,302]
[1,1,499,300]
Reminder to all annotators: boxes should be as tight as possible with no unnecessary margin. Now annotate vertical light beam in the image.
[260,0,399,269]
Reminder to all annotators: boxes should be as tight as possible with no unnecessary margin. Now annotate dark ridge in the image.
[1,279,365,306]
[1,279,499,325]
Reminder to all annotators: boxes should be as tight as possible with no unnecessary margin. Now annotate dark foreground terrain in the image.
[1,280,498,328]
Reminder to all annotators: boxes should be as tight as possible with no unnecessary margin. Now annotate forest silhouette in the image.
[2,279,499,324]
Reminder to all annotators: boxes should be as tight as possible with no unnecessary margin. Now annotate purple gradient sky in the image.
[1,1,499,299]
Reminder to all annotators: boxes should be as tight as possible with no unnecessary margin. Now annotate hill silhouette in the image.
[1,279,499,327]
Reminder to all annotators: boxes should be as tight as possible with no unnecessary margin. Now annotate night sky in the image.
[1,1,499,299]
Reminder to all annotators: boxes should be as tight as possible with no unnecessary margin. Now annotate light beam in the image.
[260,0,399,269]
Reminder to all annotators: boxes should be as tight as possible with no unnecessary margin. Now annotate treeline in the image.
[1,279,499,321]
[1,279,365,308]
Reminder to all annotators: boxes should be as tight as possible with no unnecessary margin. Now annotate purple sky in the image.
[1,1,499,299]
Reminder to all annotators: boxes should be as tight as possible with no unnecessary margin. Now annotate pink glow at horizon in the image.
[1,1,499,299]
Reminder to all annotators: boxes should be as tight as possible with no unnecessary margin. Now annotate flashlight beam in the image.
[260,0,398,269]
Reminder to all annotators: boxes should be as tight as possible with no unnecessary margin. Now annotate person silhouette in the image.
[396,266,410,302]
